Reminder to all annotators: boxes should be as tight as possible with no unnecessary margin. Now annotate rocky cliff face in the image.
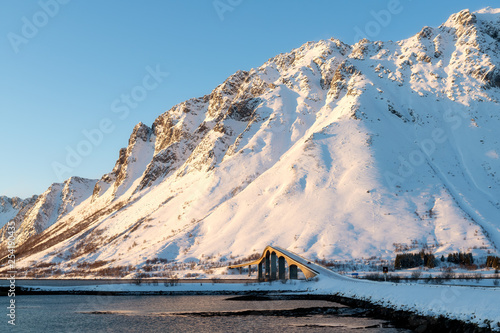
[91,122,155,202]
[1,8,500,274]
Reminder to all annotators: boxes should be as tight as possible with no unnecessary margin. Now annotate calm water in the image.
[3,295,412,332]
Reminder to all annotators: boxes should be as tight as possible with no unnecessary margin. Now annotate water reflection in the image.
[9,295,412,332]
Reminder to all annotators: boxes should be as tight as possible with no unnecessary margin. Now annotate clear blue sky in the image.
[0,0,495,198]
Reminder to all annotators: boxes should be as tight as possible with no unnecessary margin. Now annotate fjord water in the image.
[5,295,411,332]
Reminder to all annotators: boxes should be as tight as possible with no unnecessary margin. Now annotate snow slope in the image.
[1,8,500,275]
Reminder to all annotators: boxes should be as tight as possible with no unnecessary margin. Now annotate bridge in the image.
[228,245,320,281]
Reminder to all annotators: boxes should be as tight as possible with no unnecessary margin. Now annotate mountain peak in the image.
[441,8,500,37]
[444,9,477,28]
[129,122,153,145]
[475,7,500,17]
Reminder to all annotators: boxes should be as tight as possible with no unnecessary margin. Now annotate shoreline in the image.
[0,281,494,332]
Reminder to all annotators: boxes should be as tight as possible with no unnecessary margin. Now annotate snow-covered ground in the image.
[314,275,500,331]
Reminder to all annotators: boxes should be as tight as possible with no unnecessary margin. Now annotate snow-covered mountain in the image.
[1,8,500,275]
[0,196,37,229]
[0,177,96,245]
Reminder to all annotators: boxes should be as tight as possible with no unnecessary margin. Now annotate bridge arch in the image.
[228,245,319,281]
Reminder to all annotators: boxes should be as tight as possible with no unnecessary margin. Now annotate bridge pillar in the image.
[239,267,242,274]
[278,256,285,280]
[265,252,270,279]
[258,262,263,280]
[270,252,277,280]
[248,265,251,276]
[289,264,298,279]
